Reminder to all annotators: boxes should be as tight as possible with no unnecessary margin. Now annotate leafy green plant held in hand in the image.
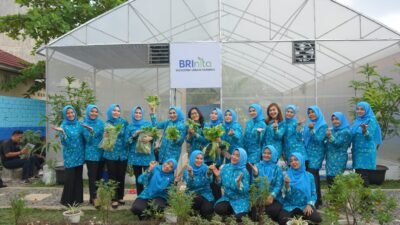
[186,119,201,132]
[135,126,159,155]
[145,95,161,107]
[324,173,397,225]
[100,124,123,151]
[141,126,160,140]
[96,179,118,225]
[166,126,180,141]
[47,76,96,126]
[10,193,26,225]
[166,185,195,225]
[202,124,229,161]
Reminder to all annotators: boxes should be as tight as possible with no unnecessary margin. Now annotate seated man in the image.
[0,130,41,183]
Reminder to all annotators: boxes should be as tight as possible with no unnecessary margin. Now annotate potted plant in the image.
[324,173,397,225]
[165,185,194,225]
[286,216,308,225]
[62,203,82,224]
[349,63,400,184]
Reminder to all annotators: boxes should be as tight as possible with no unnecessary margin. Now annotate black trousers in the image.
[307,168,322,207]
[355,169,370,187]
[3,156,40,180]
[278,207,322,225]
[214,201,247,222]
[131,197,167,220]
[86,160,105,202]
[251,200,282,222]
[193,195,214,219]
[326,175,335,187]
[106,159,128,201]
[205,162,222,200]
[133,165,148,195]
[61,165,83,206]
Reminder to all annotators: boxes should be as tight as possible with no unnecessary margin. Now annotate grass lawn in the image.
[0,208,138,225]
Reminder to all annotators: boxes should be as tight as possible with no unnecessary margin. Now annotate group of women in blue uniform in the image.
[55,100,381,224]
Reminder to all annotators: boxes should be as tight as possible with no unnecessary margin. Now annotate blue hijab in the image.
[147,158,177,196]
[351,101,382,145]
[62,105,77,126]
[303,105,327,147]
[189,150,208,175]
[169,106,184,123]
[209,108,223,127]
[287,152,311,201]
[331,112,349,131]
[106,104,121,123]
[131,106,146,126]
[83,104,100,125]
[232,148,247,170]
[249,104,265,122]
[259,145,278,179]
[284,105,298,123]
[223,109,238,130]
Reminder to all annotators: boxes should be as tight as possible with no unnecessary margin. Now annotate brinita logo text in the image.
[179,57,212,68]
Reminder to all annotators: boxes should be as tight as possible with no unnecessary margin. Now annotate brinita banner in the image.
[170,42,221,88]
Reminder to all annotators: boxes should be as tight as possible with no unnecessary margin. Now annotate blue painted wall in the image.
[0,96,45,141]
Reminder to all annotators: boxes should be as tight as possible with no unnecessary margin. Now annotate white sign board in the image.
[170,42,221,88]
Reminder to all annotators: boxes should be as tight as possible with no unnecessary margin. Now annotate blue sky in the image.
[335,0,400,32]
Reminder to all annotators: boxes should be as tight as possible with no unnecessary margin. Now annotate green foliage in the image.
[135,127,159,155]
[47,76,96,126]
[126,165,135,177]
[166,126,180,141]
[141,126,160,141]
[142,199,165,224]
[324,173,397,225]
[286,216,309,225]
[250,176,273,225]
[202,124,228,161]
[64,203,81,214]
[166,185,195,225]
[96,179,119,225]
[100,124,123,151]
[10,192,26,225]
[145,95,161,107]
[186,119,201,132]
[349,63,400,142]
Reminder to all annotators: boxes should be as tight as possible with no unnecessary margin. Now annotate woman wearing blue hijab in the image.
[125,106,155,195]
[131,159,177,220]
[214,148,250,222]
[183,150,214,219]
[102,104,129,209]
[150,106,186,163]
[351,101,382,186]
[325,112,351,186]
[204,107,225,165]
[56,105,85,206]
[278,153,322,225]
[222,109,243,163]
[82,104,105,206]
[251,145,283,222]
[282,105,306,162]
[244,104,267,165]
[303,105,327,208]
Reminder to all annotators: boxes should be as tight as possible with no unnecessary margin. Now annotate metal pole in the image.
[313,0,317,105]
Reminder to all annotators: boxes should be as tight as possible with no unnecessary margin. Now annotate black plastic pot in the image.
[369,165,388,185]
[55,166,65,185]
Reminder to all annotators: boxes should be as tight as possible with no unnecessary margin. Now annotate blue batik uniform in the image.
[281,153,317,212]
[203,108,225,165]
[126,106,155,166]
[183,150,214,202]
[304,106,327,169]
[283,105,307,161]
[222,109,243,156]
[59,106,85,168]
[264,120,285,160]
[244,104,267,164]
[255,145,283,199]
[103,104,129,161]
[325,112,351,177]
[82,105,104,162]
[216,148,250,214]
[351,102,382,170]
[186,125,207,154]
[137,159,177,200]
[151,107,186,163]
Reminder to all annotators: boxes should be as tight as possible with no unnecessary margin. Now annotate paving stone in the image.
[25,194,52,202]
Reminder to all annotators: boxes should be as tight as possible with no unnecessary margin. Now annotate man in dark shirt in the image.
[0,130,41,183]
